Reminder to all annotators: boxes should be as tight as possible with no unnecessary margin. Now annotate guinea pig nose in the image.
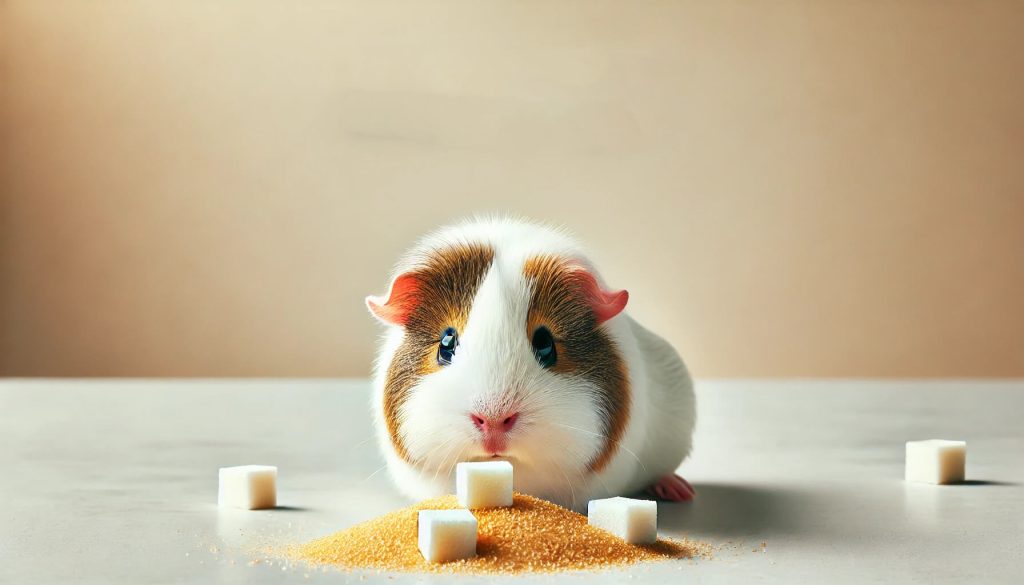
[469,412,519,433]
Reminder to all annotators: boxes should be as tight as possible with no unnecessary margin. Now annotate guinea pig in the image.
[365,217,696,510]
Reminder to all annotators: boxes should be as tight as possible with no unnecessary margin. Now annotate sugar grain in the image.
[290,493,711,574]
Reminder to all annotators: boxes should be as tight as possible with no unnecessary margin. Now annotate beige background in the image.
[2,0,1022,378]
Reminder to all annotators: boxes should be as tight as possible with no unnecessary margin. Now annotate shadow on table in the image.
[656,483,831,539]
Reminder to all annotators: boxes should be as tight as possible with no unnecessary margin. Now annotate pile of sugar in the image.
[289,493,712,574]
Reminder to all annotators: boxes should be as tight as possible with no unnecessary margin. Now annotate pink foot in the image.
[648,473,695,502]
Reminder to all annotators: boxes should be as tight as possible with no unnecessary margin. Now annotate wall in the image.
[2,0,1022,377]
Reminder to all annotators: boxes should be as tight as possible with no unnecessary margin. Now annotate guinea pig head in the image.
[367,244,630,499]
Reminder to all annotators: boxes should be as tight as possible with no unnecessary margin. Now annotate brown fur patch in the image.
[382,243,495,463]
[523,255,630,473]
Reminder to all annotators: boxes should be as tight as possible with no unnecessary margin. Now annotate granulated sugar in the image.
[290,493,712,574]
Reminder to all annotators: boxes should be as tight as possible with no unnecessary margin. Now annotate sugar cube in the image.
[218,465,277,509]
[456,461,513,509]
[905,440,966,484]
[418,509,478,562]
[587,496,657,544]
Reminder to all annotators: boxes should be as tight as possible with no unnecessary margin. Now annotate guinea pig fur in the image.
[365,217,696,510]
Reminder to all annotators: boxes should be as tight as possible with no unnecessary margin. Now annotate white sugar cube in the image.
[456,461,513,509]
[906,440,966,484]
[418,509,477,563]
[218,465,277,509]
[587,496,657,544]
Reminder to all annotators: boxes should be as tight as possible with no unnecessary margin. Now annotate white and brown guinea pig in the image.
[365,217,696,510]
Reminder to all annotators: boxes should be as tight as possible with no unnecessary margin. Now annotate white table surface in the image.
[1,379,1022,584]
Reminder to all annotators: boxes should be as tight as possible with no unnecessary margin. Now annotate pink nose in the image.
[470,412,518,433]
[470,412,519,454]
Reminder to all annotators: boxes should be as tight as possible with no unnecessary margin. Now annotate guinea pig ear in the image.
[567,265,629,325]
[365,272,422,326]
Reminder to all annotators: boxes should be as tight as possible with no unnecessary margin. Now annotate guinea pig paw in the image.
[648,473,696,502]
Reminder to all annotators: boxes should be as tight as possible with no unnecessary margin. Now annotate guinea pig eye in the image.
[531,326,557,368]
[437,327,458,366]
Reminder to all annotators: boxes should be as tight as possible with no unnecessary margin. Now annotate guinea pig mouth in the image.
[468,454,515,464]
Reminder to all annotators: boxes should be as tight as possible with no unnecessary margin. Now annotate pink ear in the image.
[366,273,421,326]
[569,267,629,325]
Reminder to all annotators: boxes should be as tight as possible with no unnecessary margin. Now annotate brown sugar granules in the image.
[289,493,712,574]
